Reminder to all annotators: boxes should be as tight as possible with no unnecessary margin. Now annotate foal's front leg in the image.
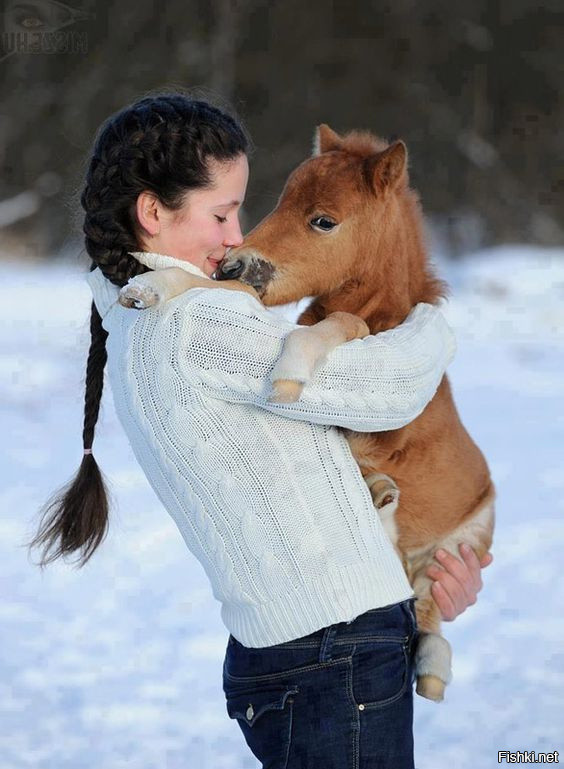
[119,267,259,308]
[269,312,369,402]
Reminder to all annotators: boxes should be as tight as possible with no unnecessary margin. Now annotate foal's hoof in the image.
[119,280,161,309]
[268,379,304,403]
[367,476,399,510]
[416,674,446,702]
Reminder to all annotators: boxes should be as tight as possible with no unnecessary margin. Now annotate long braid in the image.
[83,300,108,453]
[29,92,249,568]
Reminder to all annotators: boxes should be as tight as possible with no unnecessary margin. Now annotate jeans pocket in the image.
[403,597,419,636]
[351,640,409,709]
[224,684,299,769]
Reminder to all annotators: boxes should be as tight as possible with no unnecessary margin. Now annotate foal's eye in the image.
[215,215,227,224]
[310,216,337,232]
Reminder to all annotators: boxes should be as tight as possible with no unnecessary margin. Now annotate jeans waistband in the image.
[230,598,418,662]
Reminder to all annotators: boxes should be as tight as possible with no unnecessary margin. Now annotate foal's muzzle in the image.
[215,249,276,296]
[217,259,245,280]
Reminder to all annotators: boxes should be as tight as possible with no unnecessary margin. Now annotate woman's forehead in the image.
[206,156,249,199]
[183,176,247,213]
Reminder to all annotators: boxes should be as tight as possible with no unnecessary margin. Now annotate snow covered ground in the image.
[1,245,563,768]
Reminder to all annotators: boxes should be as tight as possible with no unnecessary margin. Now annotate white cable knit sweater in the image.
[87,252,456,647]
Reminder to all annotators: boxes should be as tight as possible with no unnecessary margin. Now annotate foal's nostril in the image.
[218,259,244,280]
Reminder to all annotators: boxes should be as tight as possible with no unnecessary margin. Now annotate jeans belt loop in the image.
[318,624,339,663]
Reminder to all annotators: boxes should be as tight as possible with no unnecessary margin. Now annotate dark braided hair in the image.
[29,93,249,568]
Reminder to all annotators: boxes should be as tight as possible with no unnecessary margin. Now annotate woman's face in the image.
[138,153,249,277]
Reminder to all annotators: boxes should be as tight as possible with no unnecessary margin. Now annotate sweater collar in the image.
[129,251,209,279]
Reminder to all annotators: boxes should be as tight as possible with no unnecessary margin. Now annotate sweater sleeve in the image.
[175,288,456,432]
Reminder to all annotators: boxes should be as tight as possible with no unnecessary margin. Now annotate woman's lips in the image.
[208,256,224,279]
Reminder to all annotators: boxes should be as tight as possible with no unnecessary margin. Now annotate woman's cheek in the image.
[212,224,225,247]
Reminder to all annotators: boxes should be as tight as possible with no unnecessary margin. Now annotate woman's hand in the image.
[426,544,493,621]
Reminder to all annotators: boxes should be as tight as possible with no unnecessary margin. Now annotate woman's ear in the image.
[136,191,161,236]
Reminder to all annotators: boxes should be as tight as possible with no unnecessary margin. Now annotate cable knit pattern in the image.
[86,255,456,647]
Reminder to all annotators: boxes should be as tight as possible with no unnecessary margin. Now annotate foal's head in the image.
[217,125,439,313]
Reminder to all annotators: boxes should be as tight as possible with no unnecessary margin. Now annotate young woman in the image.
[31,93,492,768]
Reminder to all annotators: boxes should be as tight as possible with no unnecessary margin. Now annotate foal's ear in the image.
[371,140,408,193]
[313,124,343,156]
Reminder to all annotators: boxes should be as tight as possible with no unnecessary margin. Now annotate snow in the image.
[2,246,563,768]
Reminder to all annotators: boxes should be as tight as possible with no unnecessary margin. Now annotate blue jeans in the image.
[222,597,418,769]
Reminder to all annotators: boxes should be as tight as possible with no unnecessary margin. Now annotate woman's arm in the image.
[175,287,456,432]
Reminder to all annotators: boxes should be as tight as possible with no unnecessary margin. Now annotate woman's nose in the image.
[224,219,244,248]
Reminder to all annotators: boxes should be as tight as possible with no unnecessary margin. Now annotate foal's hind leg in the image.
[365,477,451,701]
[409,564,453,702]
[365,471,400,511]
[364,476,451,701]
[407,494,495,702]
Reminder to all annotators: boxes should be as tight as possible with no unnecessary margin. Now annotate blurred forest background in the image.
[1,0,562,260]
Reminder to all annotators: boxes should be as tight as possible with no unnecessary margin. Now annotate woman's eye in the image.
[310,216,337,232]
[215,215,227,224]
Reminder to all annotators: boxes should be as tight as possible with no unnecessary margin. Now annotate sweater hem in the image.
[221,558,415,648]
